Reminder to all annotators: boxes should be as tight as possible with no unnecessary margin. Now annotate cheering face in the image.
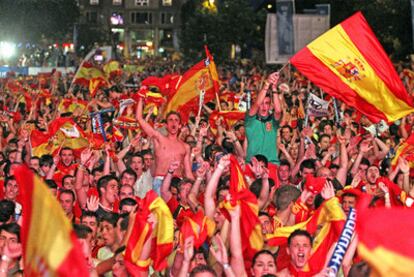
[60,149,74,166]
[81,216,98,237]
[251,252,277,276]
[366,166,380,185]
[258,96,272,117]
[166,114,181,135]
[129,156,144,173]
[4,180,19,201]
[103,179,119,205]
[342,195,357,216]
[287,235,312,270]
[120,172,136,187]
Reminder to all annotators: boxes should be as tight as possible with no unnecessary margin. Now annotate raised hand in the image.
[267,72,280,85]
[321,180,335,200]
[86,196,99,212]
[209,235,229,266]
[398,156,410,174]
[183,236,194,262]
[168,160,181,173]
[80,148,93,166]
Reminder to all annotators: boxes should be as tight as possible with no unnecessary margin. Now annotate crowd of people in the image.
[0,56,414,277]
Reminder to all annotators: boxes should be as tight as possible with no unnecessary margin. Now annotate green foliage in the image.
[180,0,266,62]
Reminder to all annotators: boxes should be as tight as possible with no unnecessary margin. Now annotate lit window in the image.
[113,0,122,5]
[160,13,174,24]
[135,0,149,6]
[90,0,99,5]
[162,0,172,6]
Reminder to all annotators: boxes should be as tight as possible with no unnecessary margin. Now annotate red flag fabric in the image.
[179,210,216,249]
[125,190,174,273]
[356,196,414,276]
[14,166,89,276]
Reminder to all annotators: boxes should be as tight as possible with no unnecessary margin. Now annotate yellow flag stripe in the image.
[308,25,414,122]
[26,176,72,271]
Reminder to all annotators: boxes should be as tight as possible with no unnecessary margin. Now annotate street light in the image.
[0,42,16,59]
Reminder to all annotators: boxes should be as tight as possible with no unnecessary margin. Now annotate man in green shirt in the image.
[245,72,282,165]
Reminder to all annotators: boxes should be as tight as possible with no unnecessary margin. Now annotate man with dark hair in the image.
[278,159,293,186]
[29,156,41,174]
[97,212,120,274]
[0,200,15,225]
[136,96,194,195]
[45,179,58,197]
[119,197,137,214]
[39,154,54,177]
[96,175,119,219]
[46,147,78,186]
[276,229,313,276]
[3,177,21,221]
[245,72,281,165]
[342,191,358,216]
[0,223,21,275]
[59,189,77,221]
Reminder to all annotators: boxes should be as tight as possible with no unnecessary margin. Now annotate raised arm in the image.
[204,155,230,219]
[229,205,248,277]
[135,98,160,140]
[336,134,349,186]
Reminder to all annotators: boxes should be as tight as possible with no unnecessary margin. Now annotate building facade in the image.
[78,0,183,57]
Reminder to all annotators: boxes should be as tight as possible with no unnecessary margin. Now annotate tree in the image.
[0,0,79,44]
[180,0,266,62]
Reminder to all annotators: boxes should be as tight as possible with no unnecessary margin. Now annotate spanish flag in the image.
[89,77,108,97]
[356,196,414,277]
[73,62,106,87]
[221,155,263,261]
[125,190,174,273]
[290,12,414,123]
[163,47,219,120]
[58,98,88,114]
[266,197,346,274]
[141,74,181,97]
[30,117,89,157]
[391,132,414,168]
[208,110,245,134]
[103,60,122,80]
[179,210,216,249]
[14,166,89,276]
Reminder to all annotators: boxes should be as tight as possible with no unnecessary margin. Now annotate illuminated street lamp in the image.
[0,42,16,59]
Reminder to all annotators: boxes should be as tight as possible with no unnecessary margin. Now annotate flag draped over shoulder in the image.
[290,12,414,123]
[14,166,89,276]
[266,197,346,274]
[30,117,89,157]
[221,155,263,260]
[125,190,174,273]
[163,47,219,120]
[356,197,414,277]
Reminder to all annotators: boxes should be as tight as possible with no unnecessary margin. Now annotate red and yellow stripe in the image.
[14,166,89,276]
[291,12,414,123]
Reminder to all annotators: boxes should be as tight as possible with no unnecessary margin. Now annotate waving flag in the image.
[141,74,181,97]
[73,62,106,87]
[220,155,263,261]
[125,190,174,273]
[163,47,219,121]
[14,166,89,276]
[58,98,88,114]
[356,197,414,277]
[291,12,414,123]
[208,110,245,134]
[30,117,89,157]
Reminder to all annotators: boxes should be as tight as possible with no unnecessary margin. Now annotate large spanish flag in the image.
[356,196,414,277]
[14,166,89,276]
[163,47,219,120]
[290,12,414,123]
[125,190,174,273]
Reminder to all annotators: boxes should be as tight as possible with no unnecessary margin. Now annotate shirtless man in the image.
[136,97,194,194]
